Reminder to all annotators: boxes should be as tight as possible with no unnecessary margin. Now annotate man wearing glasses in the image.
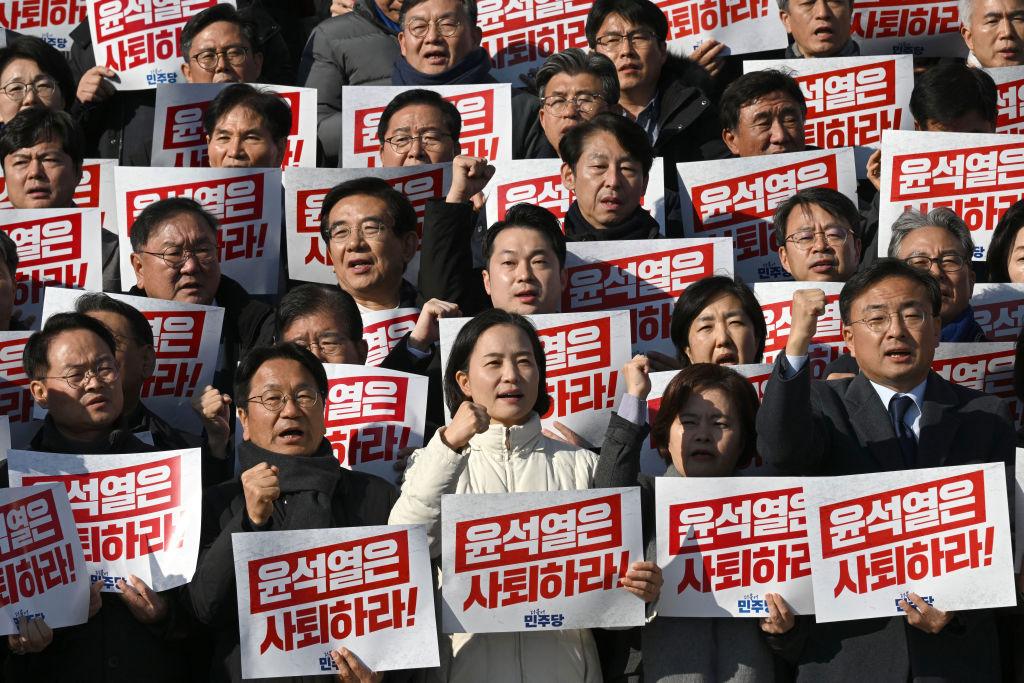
[772,188,863,283]
[179,4,263,84]
[376,88,460,167]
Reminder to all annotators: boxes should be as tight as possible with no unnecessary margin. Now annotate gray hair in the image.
[399,0,478,26]
[535,48,620,105]
[958,0,972,25]
[887,207,975,259]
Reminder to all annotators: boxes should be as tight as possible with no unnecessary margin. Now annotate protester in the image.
[179,4,265,84]
[275,283,368,364]
[392,0,487,85]
[377,88,461,166]
[719,69,806,157]
[986,198,1024,282]
[778,0,858,57]
[204,83,291,168]
[0,36,75,124]
[908,61,998,133]
[960,0,1024,67]
[0,230,18,331]
[774,188,862,282]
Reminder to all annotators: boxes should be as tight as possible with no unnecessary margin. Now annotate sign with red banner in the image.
[233,525,439,678]
[322,364,427,481]
[931,342,1019,428]
[0,0,85,50]
[439,311,632,447]
[851,0,967,57]
[341,84,512,167]
[361,308,420,368]
[152,82,317,168]
[0,332,32,444]
[656,477,814,617]
[803,464,1016,622]
[39,286,224,434]
[678,148,858,282]
[115,166,282,294]
[987,66,1024,135]
[0,160,116,236]
[878,129,1024,260]
[970,283,1024,343]
[0,483,89,635]
[563,238,733,356]
[10,447,202,593]
[441,487,644,632]
[753,281,845,378]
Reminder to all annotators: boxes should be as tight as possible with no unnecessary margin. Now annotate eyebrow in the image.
[329,214,388,228]
[695,309,745,321]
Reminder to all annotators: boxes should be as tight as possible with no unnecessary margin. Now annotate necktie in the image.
[888,394,917,469]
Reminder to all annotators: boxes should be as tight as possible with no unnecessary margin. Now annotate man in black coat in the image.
[757,259,1014,681]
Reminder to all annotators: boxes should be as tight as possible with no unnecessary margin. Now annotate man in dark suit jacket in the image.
[757,258,1014,682]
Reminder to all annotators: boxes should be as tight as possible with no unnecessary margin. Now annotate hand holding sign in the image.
[117,575,168,624]
[447,155,495,208]
[899,593,954,634]
[7,616,52,655]
[409,300,461,353]
[77,66,118,105]
[619,560,663,603]
[242,463,281,527]
[759,593,795,634]
[785,289,828,358]
[690,40,727,80]
[441,402,490,450]
[330,647,384,683]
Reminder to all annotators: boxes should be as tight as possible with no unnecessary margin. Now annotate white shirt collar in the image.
[869,377,927,414]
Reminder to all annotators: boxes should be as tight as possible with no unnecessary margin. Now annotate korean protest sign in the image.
[0,159,116,233]
[0,332,32,445]
[803,464,1016,622]
[322,364,427,482]
[10,448,202,593]
[753,281,845,378]
[677,148,857,282]
[361,308,420,368]
[656,477,814,617]
[87,0,226,90]
[0,483,89,635]
[441,487,645,632]
[970,283,1024,342]
[987,66,1024,135]
[932,342,1018,424]
[233,525,439,678]
[878,129,1024,261]
[562,238,734,356]
[0,0,87,50]
[116,166,282,294]
[1,209,103,325]
[851,0,967,58]
[40,286,224,435]
[152,82,317,168]
[440,311,632,448]
[342,84,512,167]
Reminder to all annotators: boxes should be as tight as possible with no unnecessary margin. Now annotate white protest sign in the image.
[1016,449,1023,572]
[87,0,228,90]
[851,0,968,58]
[0,483,89,635]
[439,311,632,447]
[878,129,1024,261]
[10,448,202,592]
[733,362,774,401]
[562,238,733,356]
[656,477,814,617]
[39,287,223,435]
[986,66,1024,135]
[677,148,857,282]
[115,166,282,294]
[0,159,117,233]
[342,84,512,167]
[362,308,419,368]
[803,463,1016,622]
[753,281,845,378]
[0,332,32,445]
[441,487,645,632]
[931,343,1018,429]
[152,82,317,167]
[0,0,87,50]
[323,364,427,481]
[971,283,1024,342]
[233,525,439,678]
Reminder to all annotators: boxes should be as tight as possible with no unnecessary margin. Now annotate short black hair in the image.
[129,197,219,253]
[376,89,462,148]
[23,312,117,380]
[910,62,997,129]
[838,257,942,325]
[0,36,75,113]
[719,70,807,132]
[399,0,478,26]
[443,309,550,417]
[670,276,766,365]
[559,112,654,175]
[234,343,329,409]
[772,187,862,246]
[584,0,669,46]
[318,177,418,244]
[276,284,363,343]
[180,3,261,57]
[75,293,153,348]
[484,203,566,269]
[0,229,17,282]
[0,108,83,169]
[535,49,619,105]
[987,199,1024,283]
[203,83,291,142]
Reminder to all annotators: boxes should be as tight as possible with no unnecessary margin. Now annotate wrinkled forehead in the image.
[250,357,319,393]
[49,329,114,367]
[146,211,218,247]
[405,0,468,21]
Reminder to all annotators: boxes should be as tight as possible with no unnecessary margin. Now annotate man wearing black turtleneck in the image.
[187,343,397,682]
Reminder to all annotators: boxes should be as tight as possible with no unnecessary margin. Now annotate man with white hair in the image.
[961,0,1024,67]
[778,0,859,58]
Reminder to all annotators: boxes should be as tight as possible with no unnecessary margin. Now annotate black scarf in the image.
[392,47,494,86]
[237,439,341,531]
[785,39,861,59]
[30,415,152,455]
[563,202,662,242]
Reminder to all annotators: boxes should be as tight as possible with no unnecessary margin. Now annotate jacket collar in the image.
[30,414,152,455]
[470,413,543,457]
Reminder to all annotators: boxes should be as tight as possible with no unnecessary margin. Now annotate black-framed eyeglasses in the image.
[539,93,605,115]
[903,254,966,273]
[39,363,119,390]
[287,337,348,357]
[848,308,931,335]
[403,18,461,38]
[246,390,321,412]
[191,46,251,71]
[140,245,218,270]
[1,78,57,102]
[383,132,451,153]
[785,227,852,251]
[594,30,658,51]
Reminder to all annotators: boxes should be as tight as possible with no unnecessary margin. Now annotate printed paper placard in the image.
[0,483,89,635]
[987,66,1024,135]
[563,238,734,356]
[931,343,1019,429]
[439,311,632,447]
[362,308,419,368]
[39,286,223,434]
[971,283,1024,342]
[441,487,645,633]
[851,0,967,57]
[10,448,202,592]
[0,159,117,232]
[733,362,773,401]
[283,165,450,286]
[115,166,282,294]
[677,148,858,282]
[323,364,427,481]
[232,525,439,678]
[878,129,1024,260]
[87,0,226,90]
[753,281,845,378]
[0,332,32,444]
[1015,449,1023,572]
[656,477,814,617]
[342,84,512,167]
[484,157,666,234]
[0,0,87,50]
[803,464,1016,622]
[152,82,317,167]
[1,208,103,325]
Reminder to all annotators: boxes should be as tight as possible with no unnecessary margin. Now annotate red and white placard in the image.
[931,342,1019,428]
[0,159,116,233]
[361,308,419,368]
[851,0,967,58]
[971,283,1024,342]
[0,0,87,50]
[987,66,1024,135]
[753,281,845,378]
[0,332,32,444]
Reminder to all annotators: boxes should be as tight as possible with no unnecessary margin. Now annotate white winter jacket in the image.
[389,413,602,683]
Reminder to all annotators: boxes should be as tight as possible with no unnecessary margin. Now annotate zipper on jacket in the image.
[504,427,514,491]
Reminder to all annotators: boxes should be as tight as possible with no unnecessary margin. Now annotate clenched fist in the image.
[242,462,280,527]
[622,354,651,400]
[441,402,490,450]
[785,289,828,357]
[447,155,495,208]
